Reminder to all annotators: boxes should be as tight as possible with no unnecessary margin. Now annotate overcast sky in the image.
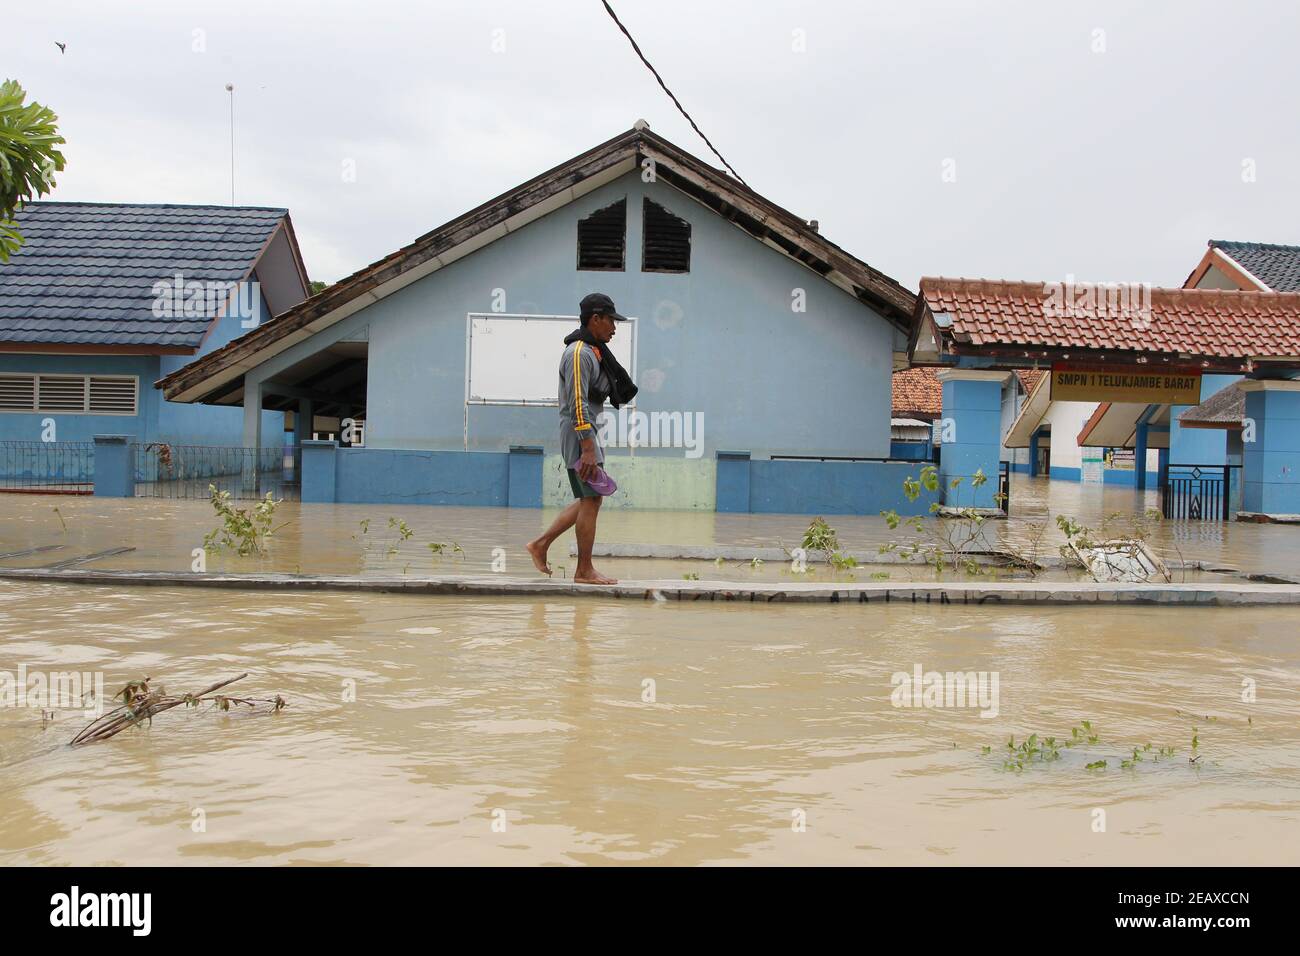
[7,0,1298,290]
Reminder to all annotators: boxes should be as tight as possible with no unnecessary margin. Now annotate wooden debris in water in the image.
[69,673,286,746]
[1068,538,1171,584]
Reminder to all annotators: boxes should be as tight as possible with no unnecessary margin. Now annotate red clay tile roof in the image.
[892,367,942,418]
[1015,369,1046,394]
[893,366,1040,418]
[918,278,1300,360]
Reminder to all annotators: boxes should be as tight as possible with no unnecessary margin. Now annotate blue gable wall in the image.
[246,172,899,461]
[158,285,285,446]
[1170,373,1241,466]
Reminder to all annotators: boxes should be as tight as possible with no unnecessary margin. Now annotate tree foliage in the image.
[0,79,67,261]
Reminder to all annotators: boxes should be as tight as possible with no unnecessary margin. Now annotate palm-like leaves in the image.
[0,78,67,262]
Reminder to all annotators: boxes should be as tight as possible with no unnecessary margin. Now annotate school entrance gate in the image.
[909,278,1300,522]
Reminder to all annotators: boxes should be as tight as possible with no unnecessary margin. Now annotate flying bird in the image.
[55,42,66,53]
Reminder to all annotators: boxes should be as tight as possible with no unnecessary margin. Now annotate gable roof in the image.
[1015,368,1046,394]
[891,367,942,418]
[0,203,299,350]
[914,277,1300,371]
[1076,401,1171,449]
[1177,381,1244,429]
[1208,240,1300,292]
[159,125,916,403]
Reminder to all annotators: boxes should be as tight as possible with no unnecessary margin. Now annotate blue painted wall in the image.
[1170,374,1240,466]
[1242,386,1300,516]
[336,448,509,506]
[747,459,939,515]
[301,441,545,507]
[939,376,1003,508]
[244,171,902,464]
[0,352,160,443]
[157,285,285,446]
[889,440,933,460]
[1,282,284,448]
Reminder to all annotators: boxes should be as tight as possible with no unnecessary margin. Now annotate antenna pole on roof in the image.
[225,83,235,205]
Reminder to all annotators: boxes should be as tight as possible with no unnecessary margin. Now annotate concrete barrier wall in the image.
[301,441,937,514]
[720,455,937,515]
[302,441,542,507]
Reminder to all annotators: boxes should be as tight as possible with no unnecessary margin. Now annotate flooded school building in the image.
[4,127,1300,871]
[4,126,1300,521]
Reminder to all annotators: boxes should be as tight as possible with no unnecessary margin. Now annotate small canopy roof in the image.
[1003,372,1051,447]
[1176,381,1244,430]
[1076,403,1171,448]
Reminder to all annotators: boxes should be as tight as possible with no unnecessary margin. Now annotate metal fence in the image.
[132,443,299,500]
[0,441,95,494]
[1161,463,1239,521]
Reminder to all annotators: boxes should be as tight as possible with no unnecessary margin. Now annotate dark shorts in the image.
[567,468,601,499]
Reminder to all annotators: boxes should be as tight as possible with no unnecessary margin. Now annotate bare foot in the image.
[574,569,618,585]
[525,538,552,576]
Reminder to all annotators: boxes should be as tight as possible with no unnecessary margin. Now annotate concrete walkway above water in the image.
[2,566,1299,606]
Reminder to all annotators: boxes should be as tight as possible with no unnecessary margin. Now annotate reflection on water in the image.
[0,581,1296,865]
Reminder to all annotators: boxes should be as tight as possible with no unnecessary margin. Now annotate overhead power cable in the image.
[599,0,749,188]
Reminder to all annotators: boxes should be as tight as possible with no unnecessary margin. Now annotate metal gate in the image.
[1161,463,1237,521]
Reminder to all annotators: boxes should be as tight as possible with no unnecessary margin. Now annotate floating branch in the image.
[69,673,286,746]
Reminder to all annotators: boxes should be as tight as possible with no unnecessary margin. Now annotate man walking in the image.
[527,293,636,585]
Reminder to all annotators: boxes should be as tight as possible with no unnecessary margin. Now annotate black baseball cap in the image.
[579,292,627,323]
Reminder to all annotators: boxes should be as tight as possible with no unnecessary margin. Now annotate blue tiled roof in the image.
[0,202,286,348]
[1210,239,1300,292]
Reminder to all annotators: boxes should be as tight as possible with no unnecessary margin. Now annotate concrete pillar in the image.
[507,445,543,508]
[241,379,263,493]
[92,435,134,497]
[936,370,1008,508]
[716,451,752,513]
[301,439,337,503]
[1240,380,1300,518]
[1028,429,1040,478]
[1157,447,1170,489]
[242,379,263,449]
[1134,422,1149,491]
[293,398,314,445]
[292,398,314,480]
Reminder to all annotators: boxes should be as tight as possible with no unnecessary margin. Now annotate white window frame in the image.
[464,312,638,407]
[0,373,139,416]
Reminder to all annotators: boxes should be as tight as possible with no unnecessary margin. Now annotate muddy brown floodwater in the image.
[0,480,1298,865]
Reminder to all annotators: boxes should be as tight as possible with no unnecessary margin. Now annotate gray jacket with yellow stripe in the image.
[558,340,610,466]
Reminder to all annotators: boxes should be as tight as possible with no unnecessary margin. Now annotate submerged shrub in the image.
[203,485,282,557]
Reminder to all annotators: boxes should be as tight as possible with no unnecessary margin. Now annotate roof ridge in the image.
[922,276,1300,302]
[1210,238,1300,253]
[22,201,289,213]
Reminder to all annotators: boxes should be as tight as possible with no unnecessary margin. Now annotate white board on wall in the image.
[465,313,637,405]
